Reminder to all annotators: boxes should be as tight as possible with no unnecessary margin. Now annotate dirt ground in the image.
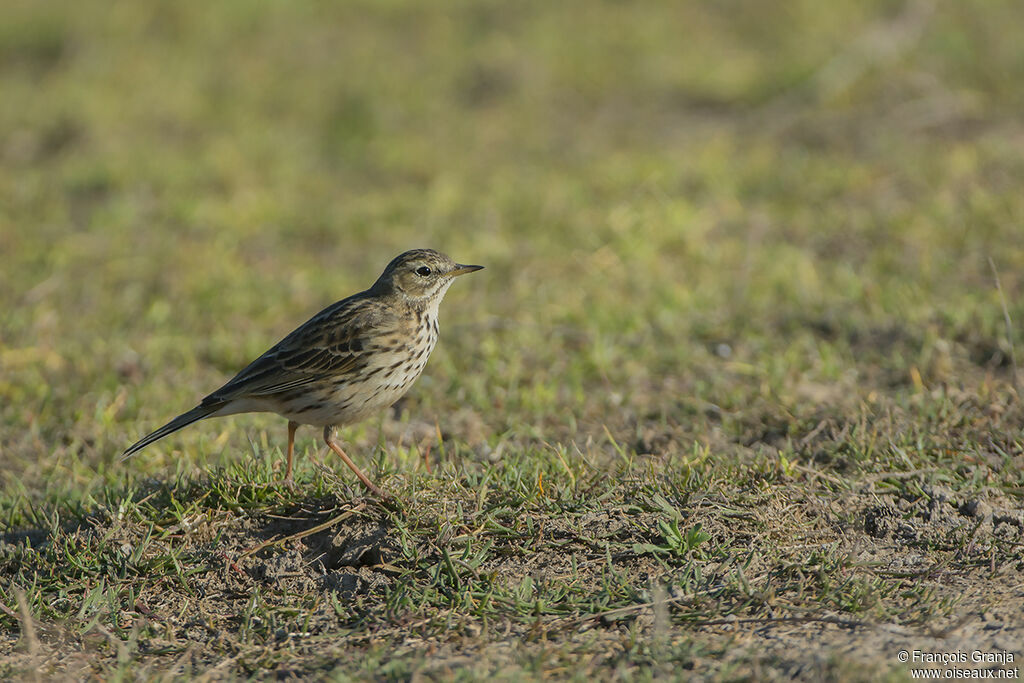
[2,399,1022,680]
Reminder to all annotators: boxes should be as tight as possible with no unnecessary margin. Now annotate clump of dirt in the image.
[178,496,404,605]
[862,484,1023,547]
[863,503,909,539]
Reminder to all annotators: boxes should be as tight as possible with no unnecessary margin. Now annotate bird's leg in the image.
[279,420,298,488]
[323,426,385,498]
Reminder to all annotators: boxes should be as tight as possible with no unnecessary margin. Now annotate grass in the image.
[2,0,1024,679]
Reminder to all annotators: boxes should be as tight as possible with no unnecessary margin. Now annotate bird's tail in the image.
[121,404,221,460]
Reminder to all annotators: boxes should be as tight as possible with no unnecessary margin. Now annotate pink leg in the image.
[323,426,384,497]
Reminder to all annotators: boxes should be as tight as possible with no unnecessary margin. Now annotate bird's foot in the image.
[368,488,406,513]
[363,481,386,499]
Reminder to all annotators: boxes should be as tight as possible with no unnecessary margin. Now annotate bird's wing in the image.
[200,294,392,405]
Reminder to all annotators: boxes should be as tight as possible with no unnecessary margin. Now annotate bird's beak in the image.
[450,264,484,277]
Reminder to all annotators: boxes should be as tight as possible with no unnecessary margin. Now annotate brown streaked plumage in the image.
[123,249,483,496]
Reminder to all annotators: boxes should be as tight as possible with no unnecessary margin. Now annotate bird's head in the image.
[372,249,483,305]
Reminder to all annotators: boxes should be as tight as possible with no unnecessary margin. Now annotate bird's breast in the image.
[283,313,439,427]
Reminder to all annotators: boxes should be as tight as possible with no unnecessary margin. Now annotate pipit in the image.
[123,249,483,496]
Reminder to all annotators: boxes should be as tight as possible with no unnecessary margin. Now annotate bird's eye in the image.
[415,266,432,277]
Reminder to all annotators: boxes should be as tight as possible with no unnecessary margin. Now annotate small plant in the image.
[635,519,711,559]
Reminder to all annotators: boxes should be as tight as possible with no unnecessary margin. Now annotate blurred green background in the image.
[2,0,1024,493]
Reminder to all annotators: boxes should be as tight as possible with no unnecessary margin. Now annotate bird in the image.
[122,249,483,497]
